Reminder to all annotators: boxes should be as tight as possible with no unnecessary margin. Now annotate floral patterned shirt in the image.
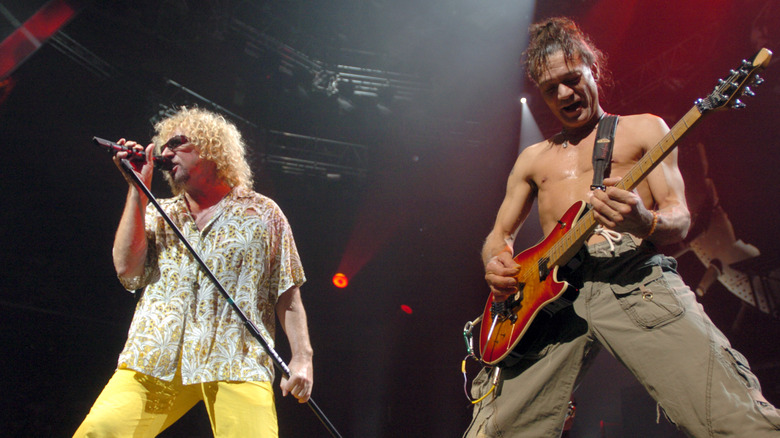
[116,185,305,384]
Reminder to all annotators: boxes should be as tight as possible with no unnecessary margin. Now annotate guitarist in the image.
[465,17,780,438]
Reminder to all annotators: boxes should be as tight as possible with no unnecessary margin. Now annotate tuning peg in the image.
[731,99,746,109]
[742,87,755,97]
[753,75,765,86]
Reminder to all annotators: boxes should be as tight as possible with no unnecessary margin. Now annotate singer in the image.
[74,107,314,437]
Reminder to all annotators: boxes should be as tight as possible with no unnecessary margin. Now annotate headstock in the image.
[696,48,772,112]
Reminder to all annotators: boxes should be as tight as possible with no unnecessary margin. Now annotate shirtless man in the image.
[464,17,780,438]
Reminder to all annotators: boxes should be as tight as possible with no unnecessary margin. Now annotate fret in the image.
[628,167,640,187]
[669,125,686,140]
[638,158,649,174]
[650,145,664,162]
[617,174,630,191]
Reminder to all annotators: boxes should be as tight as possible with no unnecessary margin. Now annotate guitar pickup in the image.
[538,257,550,281]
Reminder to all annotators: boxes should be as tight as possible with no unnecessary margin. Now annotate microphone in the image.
[93,137,174,171]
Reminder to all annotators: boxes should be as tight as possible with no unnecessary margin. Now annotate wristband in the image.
[643,210,659,239]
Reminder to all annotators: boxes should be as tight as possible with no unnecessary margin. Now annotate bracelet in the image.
[643,210,659,239]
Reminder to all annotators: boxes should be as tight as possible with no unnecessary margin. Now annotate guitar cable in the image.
[462,356,498,404]
[462,317,499,404]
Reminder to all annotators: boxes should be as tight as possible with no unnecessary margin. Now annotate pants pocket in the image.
[611,266,685,329]
[723,346,780,428]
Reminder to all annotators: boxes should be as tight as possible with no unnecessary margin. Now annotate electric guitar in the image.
[478,48,773,366]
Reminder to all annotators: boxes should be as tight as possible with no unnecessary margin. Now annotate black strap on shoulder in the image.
[591,114,619,191]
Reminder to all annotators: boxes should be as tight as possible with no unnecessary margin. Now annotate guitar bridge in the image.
[490,289,523,324]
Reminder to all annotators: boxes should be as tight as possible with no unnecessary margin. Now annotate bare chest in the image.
[531,138,643,231]
[534,137,642,188]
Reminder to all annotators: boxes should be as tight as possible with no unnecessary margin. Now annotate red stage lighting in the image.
[401,304,413,315]
[0,0,84,80]
[332,273,348,288]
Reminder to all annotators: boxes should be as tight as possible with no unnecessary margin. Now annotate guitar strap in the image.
[591,114,619,191]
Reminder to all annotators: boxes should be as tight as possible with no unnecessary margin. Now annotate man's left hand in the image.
[280,355,313,403]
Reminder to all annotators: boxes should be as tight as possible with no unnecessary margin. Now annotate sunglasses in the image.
[161,135,190,151]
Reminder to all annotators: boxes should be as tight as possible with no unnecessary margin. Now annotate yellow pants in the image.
[73,368,278,438]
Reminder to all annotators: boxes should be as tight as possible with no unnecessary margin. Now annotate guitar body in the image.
[478,201,588,366]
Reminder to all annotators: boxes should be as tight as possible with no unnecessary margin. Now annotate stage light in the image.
[0,0,83,80]
[400,304,413,315]
[519,97,544,156]
[332,273,349,288]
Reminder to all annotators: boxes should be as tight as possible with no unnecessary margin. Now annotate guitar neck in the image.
[545,105,705,268]
[616,106,704,192]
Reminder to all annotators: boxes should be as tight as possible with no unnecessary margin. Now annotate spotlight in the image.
[332,273,349,288]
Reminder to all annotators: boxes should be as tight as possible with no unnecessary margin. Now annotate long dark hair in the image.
[524,17,610,89]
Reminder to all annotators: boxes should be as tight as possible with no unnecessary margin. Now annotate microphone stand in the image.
[118,158,343,438]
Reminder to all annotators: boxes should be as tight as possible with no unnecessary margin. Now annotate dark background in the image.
[1,1,779,437]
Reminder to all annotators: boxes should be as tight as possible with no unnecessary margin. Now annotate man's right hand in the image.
[112,139,154,281]
[112,139,155,191]
[484,251,521,301]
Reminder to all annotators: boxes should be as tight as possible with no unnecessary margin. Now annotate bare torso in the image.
[524,114,661,237]
[484,50,689,296]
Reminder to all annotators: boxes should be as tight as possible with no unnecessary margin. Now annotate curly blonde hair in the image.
[152,107,253,194]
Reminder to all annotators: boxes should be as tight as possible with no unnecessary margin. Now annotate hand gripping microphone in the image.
[93,137,174,171]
